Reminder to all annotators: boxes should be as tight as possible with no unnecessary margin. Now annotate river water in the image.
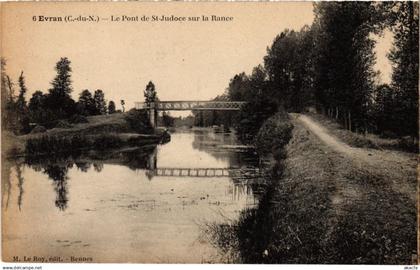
[2,129,263,263]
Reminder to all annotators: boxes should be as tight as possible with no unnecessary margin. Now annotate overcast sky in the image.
[3,2,392,113]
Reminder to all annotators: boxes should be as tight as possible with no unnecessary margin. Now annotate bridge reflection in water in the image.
[148,167,261,178]
[145,146,262,179]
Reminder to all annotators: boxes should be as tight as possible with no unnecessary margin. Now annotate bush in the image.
[124,109,154,134]
[255,110,293,156]
[236,96,278,143]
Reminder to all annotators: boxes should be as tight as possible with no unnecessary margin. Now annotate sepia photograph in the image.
[0,1,418,266]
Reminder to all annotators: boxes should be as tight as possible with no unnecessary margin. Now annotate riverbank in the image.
[212,112,417,264]
[2,112,169,158]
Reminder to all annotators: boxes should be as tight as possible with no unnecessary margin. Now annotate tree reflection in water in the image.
[21,145,158,211]
[93,163,103,172]
[43,164,71,211]
[75,162,91,172]
[16,164,24,211]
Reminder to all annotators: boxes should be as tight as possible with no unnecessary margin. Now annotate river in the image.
[2,129,264,263]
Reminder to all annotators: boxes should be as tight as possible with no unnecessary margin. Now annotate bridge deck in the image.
[135,101,245,111]
[149,167,260,177]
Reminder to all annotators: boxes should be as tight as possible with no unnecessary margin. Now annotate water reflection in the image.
[18,146,159,211]
[16,164,24,211]
[43,164,70,211]
[3,130,264,262]
[9,131,265,212]
[192,130,259,167]
[93,163,103,172]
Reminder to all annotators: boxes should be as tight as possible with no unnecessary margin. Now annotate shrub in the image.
[124,109,154,134]
[255,109,293,156]
[236,96,278,143]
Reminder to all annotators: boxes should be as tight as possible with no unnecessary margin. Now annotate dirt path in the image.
[293,113,417,202]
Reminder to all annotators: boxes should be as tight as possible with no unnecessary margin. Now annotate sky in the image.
[2,2,392,114]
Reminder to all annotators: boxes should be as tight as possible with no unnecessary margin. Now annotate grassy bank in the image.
[4,110,169,157]
[208,112,416,264]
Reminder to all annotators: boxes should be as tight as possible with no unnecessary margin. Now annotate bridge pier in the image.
[149,102,157,128]
[147,148,157,170]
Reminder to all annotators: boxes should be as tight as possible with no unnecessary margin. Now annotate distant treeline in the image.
[201,2,419,142]
[1,57,121,134]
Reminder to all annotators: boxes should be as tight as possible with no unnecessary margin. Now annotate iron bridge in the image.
[149,167,261,178]
[135,101,245,111]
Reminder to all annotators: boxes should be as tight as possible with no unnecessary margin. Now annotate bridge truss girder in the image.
[135,101,245,111]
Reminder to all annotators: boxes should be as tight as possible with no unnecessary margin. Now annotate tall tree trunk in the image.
[344,113,347,130]
[348,111,352,131]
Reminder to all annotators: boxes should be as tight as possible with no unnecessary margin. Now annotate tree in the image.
[1,58,7,113]
[77,89,96,115]
[227,73,252,101]
[16,71,30,133]
[249,65,267,96]
[120,100,125,112]
[29,91,45,112]
[386,2,419,138]
[1,58,16,130]
[372,84,397,136]
[1,64,28,133]
[93,89,107,115]
[108,100,116,114]
[16,71,27,113]
[46,57,76,119]
[144,81,157,105]
[313,2,380,132]
[236,93,278,143]
[264,29,300,109]
[28,90,48,123]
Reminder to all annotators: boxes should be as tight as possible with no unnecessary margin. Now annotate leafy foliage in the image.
[124,109,154,134]
[108,100,116,114]
[45,57,76,120]
[387,2,419,138]
[236,94,278,143]
[144,81,157,104]
[220,1,418,145]
[94,89,107,115]
[77,89,96,115]
[255,110,294,156]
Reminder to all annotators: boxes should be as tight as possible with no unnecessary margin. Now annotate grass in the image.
[26,113,131,138]
[3,111,164,157]
[208,115,417,264]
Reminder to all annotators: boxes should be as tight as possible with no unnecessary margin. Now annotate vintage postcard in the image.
[1,1,418,265]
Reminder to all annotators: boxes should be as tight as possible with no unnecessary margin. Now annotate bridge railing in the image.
[135,101,246,111]
[148,167,262,178]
